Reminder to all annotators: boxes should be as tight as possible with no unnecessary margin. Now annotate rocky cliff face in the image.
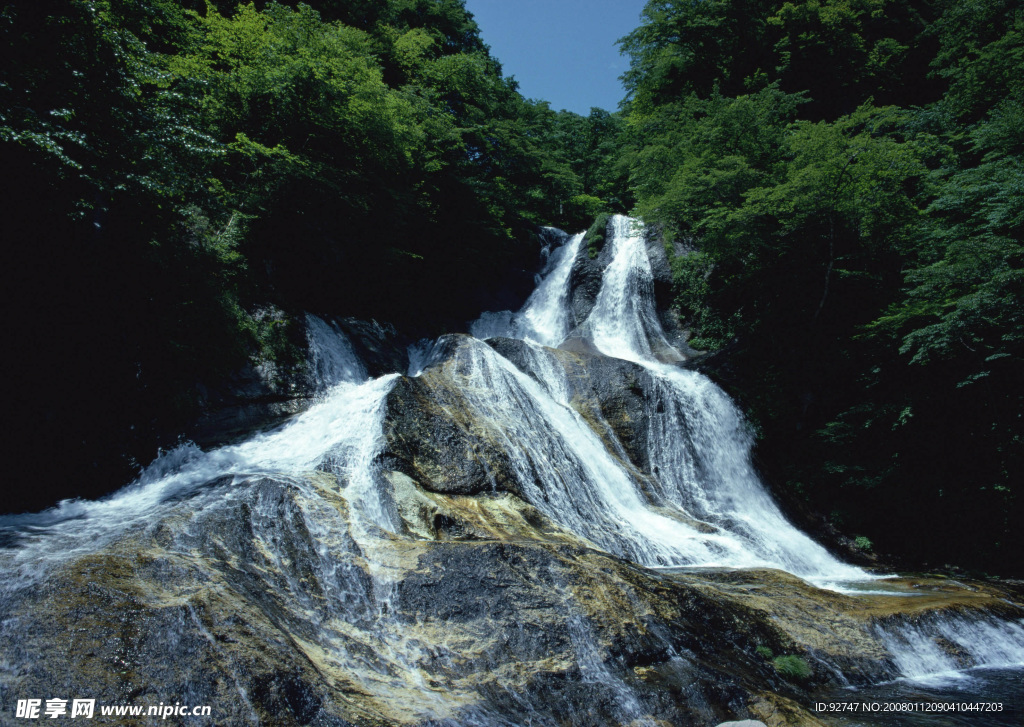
[0,471,824,726]
[3,217,1023,726]
[3,333,1021,726]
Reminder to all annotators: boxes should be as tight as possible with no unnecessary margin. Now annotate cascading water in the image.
[817,613,1024,725]
[0,321,497,724]
[875,613,1024,682]
[580,216,676,362]
[464,214,1024,710]
[470,227,583,346]
[306,313,369,388]
[468,215,866,587]
[0,318,396,580]
[2,217,1023,726]
[409,336,770,568]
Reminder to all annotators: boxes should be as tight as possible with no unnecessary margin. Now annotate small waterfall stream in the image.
[581,216,676,361]
[1,216,1022,725]
[306,313,369,388]
[471,227,583,346]
[875,613,1024,682]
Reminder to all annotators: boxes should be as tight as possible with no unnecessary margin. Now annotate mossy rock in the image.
[584,212,612,259]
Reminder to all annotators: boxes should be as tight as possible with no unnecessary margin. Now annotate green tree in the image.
[619,0,1024,572]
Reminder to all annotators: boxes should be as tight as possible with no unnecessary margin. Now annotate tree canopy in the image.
[0,0,623,511]
[619,0,1024,573]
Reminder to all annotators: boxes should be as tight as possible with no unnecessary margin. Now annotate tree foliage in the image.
[0,0,616,512]
[621,0,1024,572]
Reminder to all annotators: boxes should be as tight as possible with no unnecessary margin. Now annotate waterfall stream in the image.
[467,215,867,587]
[875,613,1024,683]
[1,215,1022,725]
[470,227,583,346]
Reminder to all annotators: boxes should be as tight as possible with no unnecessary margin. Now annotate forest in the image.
[2,0,1022,577]
[618,0,1024,575]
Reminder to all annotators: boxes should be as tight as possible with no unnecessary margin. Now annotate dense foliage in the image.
[0,0,621,511]
[620,0,1024,573]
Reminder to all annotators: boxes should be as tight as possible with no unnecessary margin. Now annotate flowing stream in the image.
[1,215,1022,724]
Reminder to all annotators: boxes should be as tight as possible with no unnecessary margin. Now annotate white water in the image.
[469,215,867,587]
[470,227,583,347]
[0,320,396,586]
[582,216,675,361]
[306,313,369,387]
[419,336,772,567]
[876,614,1024,684]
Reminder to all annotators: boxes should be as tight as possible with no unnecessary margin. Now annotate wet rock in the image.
[565,250,603,328]
[381,352,521,497]
[384,335,658,497]
[642,224,685,346]
[0,476,780,726]
[5,464,1024,726]
[188,313,416,452]
[565,218,617,328]
[174,307,312,450]
[933,636,973,667]
[187,354,313,450]
[748,693,831,727]
[334,317,413,378]
[385,470,587,546]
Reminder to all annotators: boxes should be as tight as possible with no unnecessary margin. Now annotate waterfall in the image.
[2,215,1021,725]
[470,227,583,346]
[469,215,867,587]
[581,216,675,361]
[0,322,397,586]
[410,337,766,567]
[306,313,369,388]
[876,613,1024,683]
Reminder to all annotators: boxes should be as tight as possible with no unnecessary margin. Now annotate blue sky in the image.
[462,0,649,115]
